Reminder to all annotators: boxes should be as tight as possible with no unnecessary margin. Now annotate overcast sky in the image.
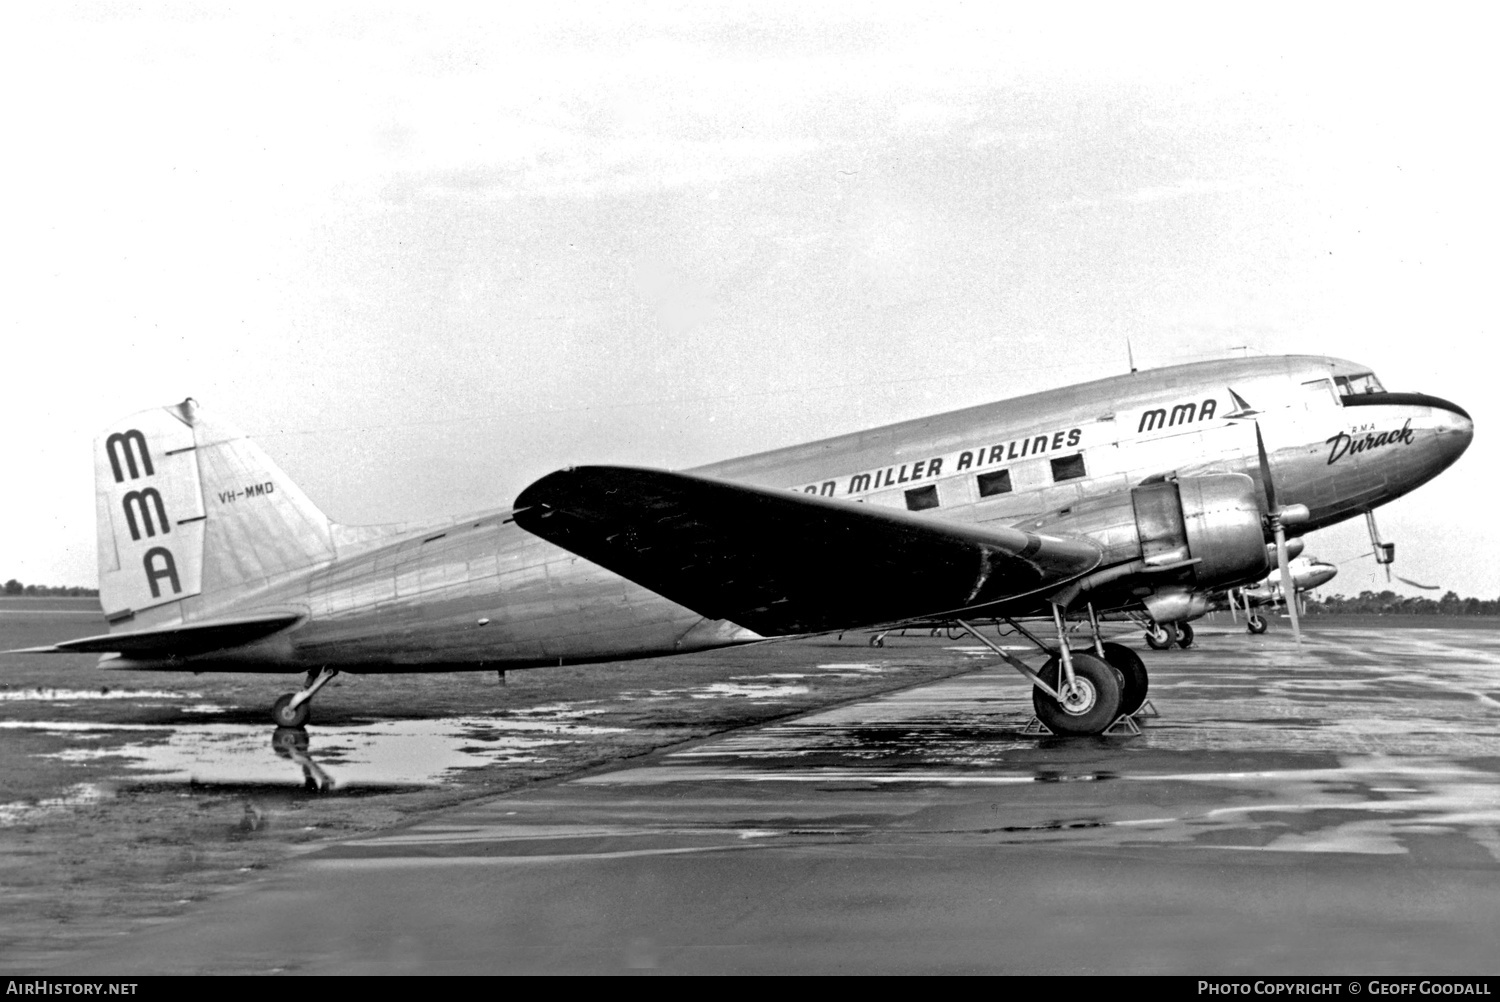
[3,2,1497,598]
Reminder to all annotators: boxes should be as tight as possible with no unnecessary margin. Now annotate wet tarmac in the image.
[38,622,1500,974]
[0,703,628,795]
[0,664,911,805]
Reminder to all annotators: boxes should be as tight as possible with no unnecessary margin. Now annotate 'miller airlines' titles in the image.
[795,425,1083,497]
[793,393,1228,498]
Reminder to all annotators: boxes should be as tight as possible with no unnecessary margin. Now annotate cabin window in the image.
[1050,454,1086,482]
[976,469,1012,497]
[905,485,939,511]
[1334,372,1385,397]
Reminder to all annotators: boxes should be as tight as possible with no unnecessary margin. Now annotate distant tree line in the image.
[3,579,99,597]
[1307,590,1500,616]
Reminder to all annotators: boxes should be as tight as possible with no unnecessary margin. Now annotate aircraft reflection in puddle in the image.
[271,727,333,791]
[17,709,628,792]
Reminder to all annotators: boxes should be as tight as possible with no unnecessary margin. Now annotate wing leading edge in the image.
[513,466,1103,636]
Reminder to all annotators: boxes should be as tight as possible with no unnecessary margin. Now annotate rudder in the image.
[95,399,334,625]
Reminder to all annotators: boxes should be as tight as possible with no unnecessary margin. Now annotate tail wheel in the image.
[1246,615,1268,635]
[1032,652,1123,736]
[271,693,310,729]
[1099,643,1149,717]
[1144,622,1178,650]
[1176,622,1195,648]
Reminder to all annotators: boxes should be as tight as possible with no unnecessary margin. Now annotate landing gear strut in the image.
[954,605,1134,737]
[1144,621,1178,650]
[270,667,339,729]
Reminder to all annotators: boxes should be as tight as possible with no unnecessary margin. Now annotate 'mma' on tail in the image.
[95,399,336,628]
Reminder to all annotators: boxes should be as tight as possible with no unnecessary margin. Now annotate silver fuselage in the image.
[139,355,1471,671]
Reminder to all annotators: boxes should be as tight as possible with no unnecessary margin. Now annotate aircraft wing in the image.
[9,613,300,658]
[513,466,1103,635]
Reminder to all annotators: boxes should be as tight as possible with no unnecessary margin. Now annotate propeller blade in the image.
[1228,587,1239,623]
[1255,422,1277,513]
[1274,522,1302,644]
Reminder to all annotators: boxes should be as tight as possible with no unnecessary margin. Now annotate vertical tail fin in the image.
[95,399,334,624]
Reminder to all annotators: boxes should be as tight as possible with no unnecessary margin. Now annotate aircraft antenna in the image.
[1126,339,1137,374]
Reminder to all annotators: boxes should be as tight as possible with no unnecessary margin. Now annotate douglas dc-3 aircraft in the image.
[15,355,1471,736]
[1132,551,1339,649]
[1233,554,1339,637]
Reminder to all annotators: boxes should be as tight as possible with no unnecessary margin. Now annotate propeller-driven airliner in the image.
[14,355,1471,736]
[1231,554,1339,637]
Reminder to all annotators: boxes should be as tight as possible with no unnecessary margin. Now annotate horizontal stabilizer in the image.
[9,613,300,658]
[514,466,1102,635]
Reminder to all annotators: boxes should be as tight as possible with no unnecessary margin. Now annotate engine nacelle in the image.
[1026,472,1270,596]
[1268,537,1304,565]
[1131,473,1270,589]
[1141,588,1210,624]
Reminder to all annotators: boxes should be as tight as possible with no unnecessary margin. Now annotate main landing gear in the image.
[1144,621,1177,650]
[270,667,339,729]
[954,603,1155,737]
[1143,620,1194,650]
[1246,614,1268,635]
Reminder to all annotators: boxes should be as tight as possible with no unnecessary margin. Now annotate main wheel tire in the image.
[1032,652,1123,736]
[1099,642,1149,717]
[1247,615,1268,635]
[1144,622,1178,650]
[271,693,310,729]
[1176,622,1195,649]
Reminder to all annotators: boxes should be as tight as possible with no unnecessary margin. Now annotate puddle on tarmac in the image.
[638,682,810,700]
[729,665,895,684]
[622,664,908,701]
[5,710,629,796]
[0,688,200,702]
[810,663,890,677]
[944,645,1035,658]
[1118,756,1500,859]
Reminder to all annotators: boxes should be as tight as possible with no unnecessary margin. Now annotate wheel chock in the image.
[1103,714,1142,736]
[1133,699,1160,719]
[1021,716,1051,735]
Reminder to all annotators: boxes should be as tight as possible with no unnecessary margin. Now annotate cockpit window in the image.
[1334,372,1385,397]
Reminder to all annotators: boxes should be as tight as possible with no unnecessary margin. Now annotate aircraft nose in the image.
[1434,400,1474,463]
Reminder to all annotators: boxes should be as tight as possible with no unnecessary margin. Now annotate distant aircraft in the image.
[1138,553,1339,647]
[1234,554,1339,636]
[13,356,1471,736]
